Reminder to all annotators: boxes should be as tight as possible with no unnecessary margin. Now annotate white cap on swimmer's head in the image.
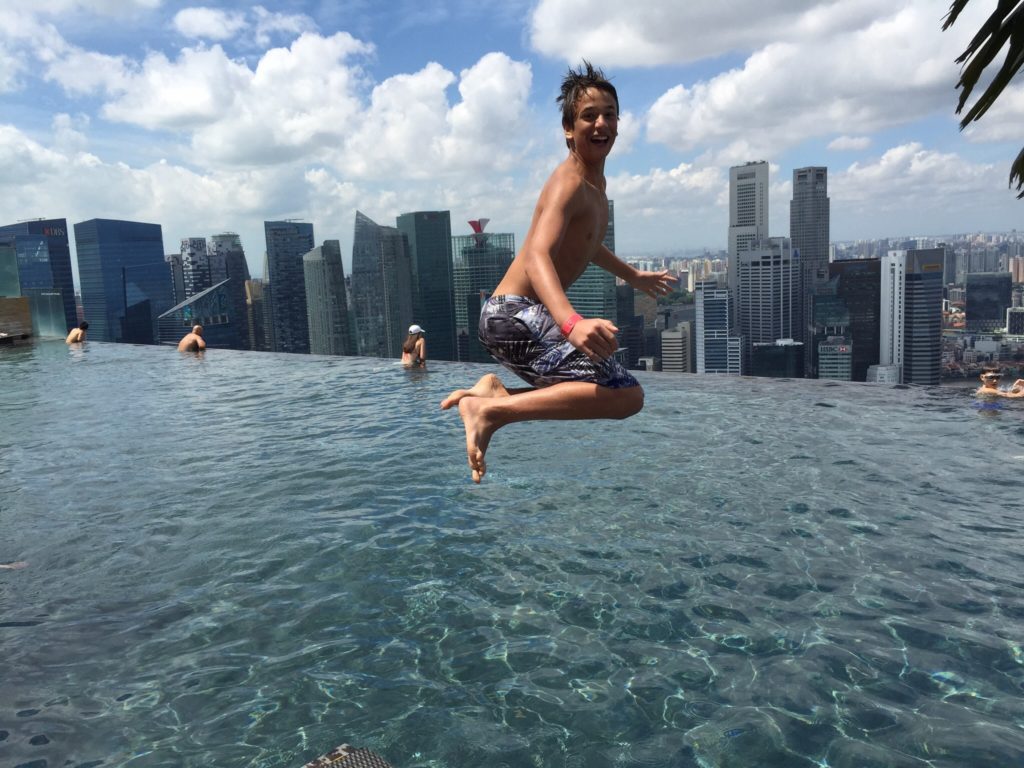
[409,324,425,334]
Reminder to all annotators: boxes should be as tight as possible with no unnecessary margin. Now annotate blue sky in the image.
[1,0,1022,282]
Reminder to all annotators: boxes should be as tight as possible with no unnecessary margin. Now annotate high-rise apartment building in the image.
[396,211,456,361]
[965,272,1012,332]
[351,212,413,359]
[696,281,742,374]
[74,218,173,343]
[265,220,314,354]
[303,240,353,356]
[735,238,799,368]
[245,278,273,352]
[0,218,77,331]
[728,161,769,320]
[452,219,514,361]
[790,167,829,375]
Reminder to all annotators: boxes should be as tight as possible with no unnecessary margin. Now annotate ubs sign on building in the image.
[0,218,77,331]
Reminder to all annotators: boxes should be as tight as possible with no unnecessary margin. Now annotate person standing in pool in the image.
[441,62,675,483]
[66,321,88,344]
[177,325,206,353]
[977,371,1024,398]
[401,324,427,368]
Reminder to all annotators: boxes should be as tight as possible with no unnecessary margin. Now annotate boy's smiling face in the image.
[564,87,618,161]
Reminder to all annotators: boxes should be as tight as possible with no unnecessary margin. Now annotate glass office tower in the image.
[265,220,314,354]
[0,218,77,331]
[73,219,173,344]
[396,211,456,361]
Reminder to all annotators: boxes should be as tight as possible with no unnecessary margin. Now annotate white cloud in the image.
[642,2,986,158]
[252,5,318,46]
[962,84,1024,144]
[101,46,252,130]
[530,0,894,66]
[173,7,248,40]
[828,135,872,151]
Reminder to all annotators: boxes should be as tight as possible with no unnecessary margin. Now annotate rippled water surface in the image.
[2,341,1023,768]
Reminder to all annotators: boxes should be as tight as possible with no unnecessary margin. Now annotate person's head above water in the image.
[192,325,204,336]
[408,324,424,335]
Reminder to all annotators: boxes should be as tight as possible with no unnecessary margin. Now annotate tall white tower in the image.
[880,250,907,379]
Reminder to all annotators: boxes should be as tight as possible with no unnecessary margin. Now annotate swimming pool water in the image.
[1,341,1023,767]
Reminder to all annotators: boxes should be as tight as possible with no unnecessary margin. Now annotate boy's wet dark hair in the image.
[79,321,89,330]
[557,61,618,133]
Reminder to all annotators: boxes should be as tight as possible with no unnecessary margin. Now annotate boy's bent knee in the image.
[615,384,644,419]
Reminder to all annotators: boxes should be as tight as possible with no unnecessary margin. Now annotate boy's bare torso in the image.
[494,157,609,298]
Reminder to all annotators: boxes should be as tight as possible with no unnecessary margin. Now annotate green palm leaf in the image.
[944,0,1024,198]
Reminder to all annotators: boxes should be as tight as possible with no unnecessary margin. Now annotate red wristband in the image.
[560,313,583,337]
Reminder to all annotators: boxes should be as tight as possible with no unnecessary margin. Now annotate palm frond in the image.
[1011,145,1024,199]
[946,0,1024,200]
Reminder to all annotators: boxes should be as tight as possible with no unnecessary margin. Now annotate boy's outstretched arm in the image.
[592,245,678,298]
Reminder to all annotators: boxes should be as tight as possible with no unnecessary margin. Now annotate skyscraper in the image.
[830,259,881,382]
[880,251,906,379]
[696,280,742,375]
[265,220,314,354]
[790,167,830,375]
[661,322,692,373]
[303,240,353,356]
[902,248,944,386]
[965,272,1012,332]
[0,218,77,331]
[74,218,173,343]
[880,248,943,385]
[396,211,456,361]
[728,161,769,323]
[452,219,514,362]
[735,238,800,361]
[350,211,413,359]
[180,237,211,299]
[208,232,251,349]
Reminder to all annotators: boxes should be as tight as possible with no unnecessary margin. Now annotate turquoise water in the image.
[2,341,1023,768]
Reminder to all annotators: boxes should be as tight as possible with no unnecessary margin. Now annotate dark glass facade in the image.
[750,341,804,378]
[396,211,456,361]
[830,259,881,382]
[157,279,247,349]
[790,167,829,375]
[903,249,944,386]
[351,212,413,359]
[73,219,173,344]
[965,272,1012,332]
[265,221,314,354]
[0,219,77,331]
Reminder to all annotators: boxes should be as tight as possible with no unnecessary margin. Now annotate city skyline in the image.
[1,1,1022,285]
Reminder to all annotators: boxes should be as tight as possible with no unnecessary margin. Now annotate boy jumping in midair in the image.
[442,62,676,482]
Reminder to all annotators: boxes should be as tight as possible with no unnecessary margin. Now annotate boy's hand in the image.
[631,269,677,298]
[568,317,619,360]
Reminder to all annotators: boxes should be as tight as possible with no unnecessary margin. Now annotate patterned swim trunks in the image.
[478,295,639,389]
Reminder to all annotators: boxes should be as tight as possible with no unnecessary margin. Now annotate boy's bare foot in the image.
[458,397,497,483]
[440,373,509,410]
